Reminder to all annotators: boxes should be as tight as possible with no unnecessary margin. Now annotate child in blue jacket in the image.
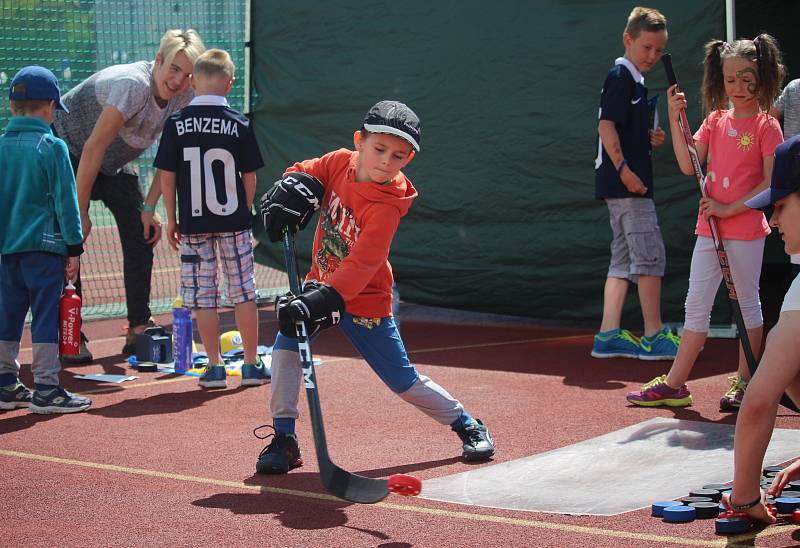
[0,66,90,414]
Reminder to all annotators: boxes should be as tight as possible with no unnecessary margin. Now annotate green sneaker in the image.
[720,375,748,412]
[591,329,640,358]
[198,364,227,388]
[241,357,271,387]
[639,327,681,361]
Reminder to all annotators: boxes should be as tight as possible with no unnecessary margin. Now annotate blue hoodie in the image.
[0,116,83,256]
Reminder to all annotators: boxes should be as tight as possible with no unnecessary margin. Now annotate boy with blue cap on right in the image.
[720,134,800,523]
[0,66,90,414]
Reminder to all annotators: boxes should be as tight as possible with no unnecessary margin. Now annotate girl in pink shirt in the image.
[627,34,786,410]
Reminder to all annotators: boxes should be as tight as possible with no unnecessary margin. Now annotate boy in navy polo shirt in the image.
[155,49,268,389]
[592,6,679,361]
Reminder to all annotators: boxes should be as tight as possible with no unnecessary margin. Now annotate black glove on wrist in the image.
[276,283,345,338]
[259,172,325,242]
[275,292,297,338]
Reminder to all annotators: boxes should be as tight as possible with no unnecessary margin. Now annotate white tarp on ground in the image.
[420,417,800,515]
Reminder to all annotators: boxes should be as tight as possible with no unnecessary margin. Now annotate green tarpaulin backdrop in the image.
[250,1,749,324]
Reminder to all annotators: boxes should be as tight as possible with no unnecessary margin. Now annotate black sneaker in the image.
[453,418,495,461]
[30,386,91,414]
[0,380,33,410]
[254,425,303,474]
[61,332,93,364]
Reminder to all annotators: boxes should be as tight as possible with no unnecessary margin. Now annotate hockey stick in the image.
[281,229,421,502]
[662,54,798,412]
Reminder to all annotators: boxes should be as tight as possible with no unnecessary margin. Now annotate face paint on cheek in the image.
[736,67,758,94]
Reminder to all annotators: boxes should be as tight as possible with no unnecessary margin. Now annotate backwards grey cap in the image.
[362,100,421,152]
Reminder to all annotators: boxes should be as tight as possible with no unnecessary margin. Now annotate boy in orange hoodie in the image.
[256,100,494,474]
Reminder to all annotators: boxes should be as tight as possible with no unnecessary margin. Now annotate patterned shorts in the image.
[180,230,256,309]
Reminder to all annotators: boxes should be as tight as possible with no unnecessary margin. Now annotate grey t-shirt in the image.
[774,80,800,264]
[775,79,800,139]
[52,61,193,176]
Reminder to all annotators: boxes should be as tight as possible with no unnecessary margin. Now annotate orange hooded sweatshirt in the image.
[286,148,417,317]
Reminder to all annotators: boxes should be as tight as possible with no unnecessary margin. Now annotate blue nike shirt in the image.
[594,57,654,200]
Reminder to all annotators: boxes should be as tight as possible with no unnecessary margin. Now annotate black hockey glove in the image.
[276,282,345,338]
[275,292,297,338]
[274,282,322,337]
[259,172,325,242]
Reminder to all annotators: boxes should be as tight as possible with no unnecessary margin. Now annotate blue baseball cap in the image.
[9,65,69,113]
[362,100,421,152]
[746,134,800,209]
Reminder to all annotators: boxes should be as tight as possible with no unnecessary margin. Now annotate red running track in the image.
[2,306,799,547]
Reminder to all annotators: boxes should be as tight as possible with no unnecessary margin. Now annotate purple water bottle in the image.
[172,295,192,373]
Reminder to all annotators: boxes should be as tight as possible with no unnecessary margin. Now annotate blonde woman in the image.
[53,29,205,360]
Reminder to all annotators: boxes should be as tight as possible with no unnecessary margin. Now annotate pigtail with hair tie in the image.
[753,34,762,64]
[752,35,764,101]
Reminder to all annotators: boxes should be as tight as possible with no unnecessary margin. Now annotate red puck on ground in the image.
[718,510,753,521]
[767,504,778,517]
[387,474,422,496]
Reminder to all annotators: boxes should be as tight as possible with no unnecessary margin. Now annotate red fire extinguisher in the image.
[59,282,81,356]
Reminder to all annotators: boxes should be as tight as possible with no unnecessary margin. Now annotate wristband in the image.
[729,493,762,511]
[617,159,628,177]
[142,203,156,212]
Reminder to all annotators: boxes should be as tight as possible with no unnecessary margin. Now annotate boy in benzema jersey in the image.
[155,49,269,389]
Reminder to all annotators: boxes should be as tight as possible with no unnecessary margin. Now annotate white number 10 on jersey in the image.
[183,147,238,217]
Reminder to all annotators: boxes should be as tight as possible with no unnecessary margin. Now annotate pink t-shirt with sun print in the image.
[692,110,783,240]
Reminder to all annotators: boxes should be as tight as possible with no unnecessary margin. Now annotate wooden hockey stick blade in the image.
[281,229,391,503]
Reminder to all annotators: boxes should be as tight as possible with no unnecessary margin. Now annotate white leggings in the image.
[683,236,765,332]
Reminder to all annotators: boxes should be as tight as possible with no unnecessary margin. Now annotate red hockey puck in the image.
[388,474,422,496]
[718,510,753,522]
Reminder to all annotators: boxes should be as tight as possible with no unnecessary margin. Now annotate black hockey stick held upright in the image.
[662,54,798,412]
[281,229,392,503]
